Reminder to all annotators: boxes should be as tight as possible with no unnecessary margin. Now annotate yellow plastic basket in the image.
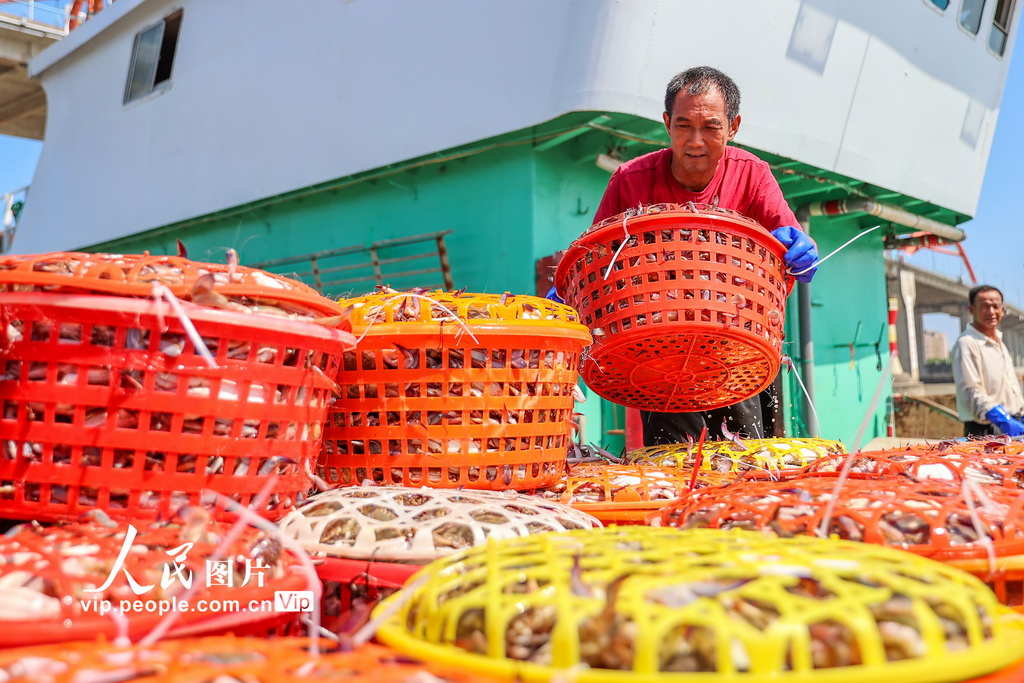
[374,526,1024,683]
[626,437,845,473]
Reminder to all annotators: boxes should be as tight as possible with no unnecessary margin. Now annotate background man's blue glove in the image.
[985,404,1024,436]
[545,286,564,304]
[771,226,818,284]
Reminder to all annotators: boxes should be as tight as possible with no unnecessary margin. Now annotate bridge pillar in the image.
[896,269,921,382]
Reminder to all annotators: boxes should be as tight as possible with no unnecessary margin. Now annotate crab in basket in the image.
[0,513,309,648]
[277,484,601,634]
[373,526,1024,681]
[626,436,845,474]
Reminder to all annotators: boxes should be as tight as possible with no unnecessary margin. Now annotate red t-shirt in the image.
[593,147,799,230]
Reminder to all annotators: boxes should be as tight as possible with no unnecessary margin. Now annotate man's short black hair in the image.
[664,66,741,121]
[969,284,1003,306]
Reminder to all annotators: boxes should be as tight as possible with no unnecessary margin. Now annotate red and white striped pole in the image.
[887,297,902,437]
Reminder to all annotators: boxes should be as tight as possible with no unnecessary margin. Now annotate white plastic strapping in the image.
[277,485,602,562]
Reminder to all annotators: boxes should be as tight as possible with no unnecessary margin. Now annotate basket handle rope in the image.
[137,477,279,647]
[354,293,479,344]
[817,350,897,537]
[151,282,218,368]
[962,477,1000,577]
[602,209,637,282]
[789,225,882,277]
[201,486,324,659]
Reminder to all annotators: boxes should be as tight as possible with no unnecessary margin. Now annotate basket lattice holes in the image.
[322,291,592,490]
[375,527,1024,682]
[555,204,789,413]
[0,293,347,521]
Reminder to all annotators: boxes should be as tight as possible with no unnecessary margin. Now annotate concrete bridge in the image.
[0,1,65,140]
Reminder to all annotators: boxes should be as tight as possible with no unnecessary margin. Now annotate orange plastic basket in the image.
[533,463,755,525]
[0,251,345,318]
[0,519,309,648]
[660,476,1024,562]
[0,291,351,522]
[944,555,1024,614]
[0,637,505,683]
[801,449,1024,489]
[321,291,592,490]
[554,203,790,412]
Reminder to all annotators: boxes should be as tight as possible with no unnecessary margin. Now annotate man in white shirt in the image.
[952,285,1024,437]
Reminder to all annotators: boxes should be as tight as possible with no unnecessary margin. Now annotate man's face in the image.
[971,290,1004,332]
[662,87,740,191]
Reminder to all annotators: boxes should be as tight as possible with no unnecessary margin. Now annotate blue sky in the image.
[1,37,1021,347]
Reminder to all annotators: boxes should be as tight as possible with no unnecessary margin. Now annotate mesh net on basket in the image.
[374,526,1024,682]
[532,463,752,525]
[626,437,845,473]
[659,476,1024,561]
[280,485,600,630]
[554,203,790,413]
[0,292,350,522]
[0,518,307,648]
[0,638,504,683]
[802,449,1024,489]
[0,251,345,318]
[279,485,602,563]
[321,290,592,490]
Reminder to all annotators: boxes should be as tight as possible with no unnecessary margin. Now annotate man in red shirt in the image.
[591,66,818,445]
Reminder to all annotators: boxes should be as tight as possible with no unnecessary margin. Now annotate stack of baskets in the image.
[0,250,355,644]
[320,290,591,490]
[0,251,354,521]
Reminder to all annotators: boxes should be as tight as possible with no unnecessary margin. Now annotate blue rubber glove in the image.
[985,405,1024,436]
[771,226,819,284]
[545,286,564,304]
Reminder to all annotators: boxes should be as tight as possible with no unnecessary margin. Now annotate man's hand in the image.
[986,405,1024,437]
[771,226,818,284]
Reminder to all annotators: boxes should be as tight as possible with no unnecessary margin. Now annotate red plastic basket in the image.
[533,463,758,525]
[801,449,1024,489]
[0,520,311,648]
[321,291,592,490]
[0,291,351,522]
[555,203,790,412]
[0,638,506,683]
[316,556,421,633]
[660,477,1024,561]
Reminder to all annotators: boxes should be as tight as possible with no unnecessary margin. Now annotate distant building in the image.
[924,330,951,362]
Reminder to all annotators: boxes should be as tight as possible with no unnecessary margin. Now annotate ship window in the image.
[959,0,987,34]
[928,0,950,9]
[989,0,1015,54]
[124,10,183,104]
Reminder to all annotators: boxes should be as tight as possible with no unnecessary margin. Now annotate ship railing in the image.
[0,1,71,32]
[250,231,455,299]
[2,186,27,254]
